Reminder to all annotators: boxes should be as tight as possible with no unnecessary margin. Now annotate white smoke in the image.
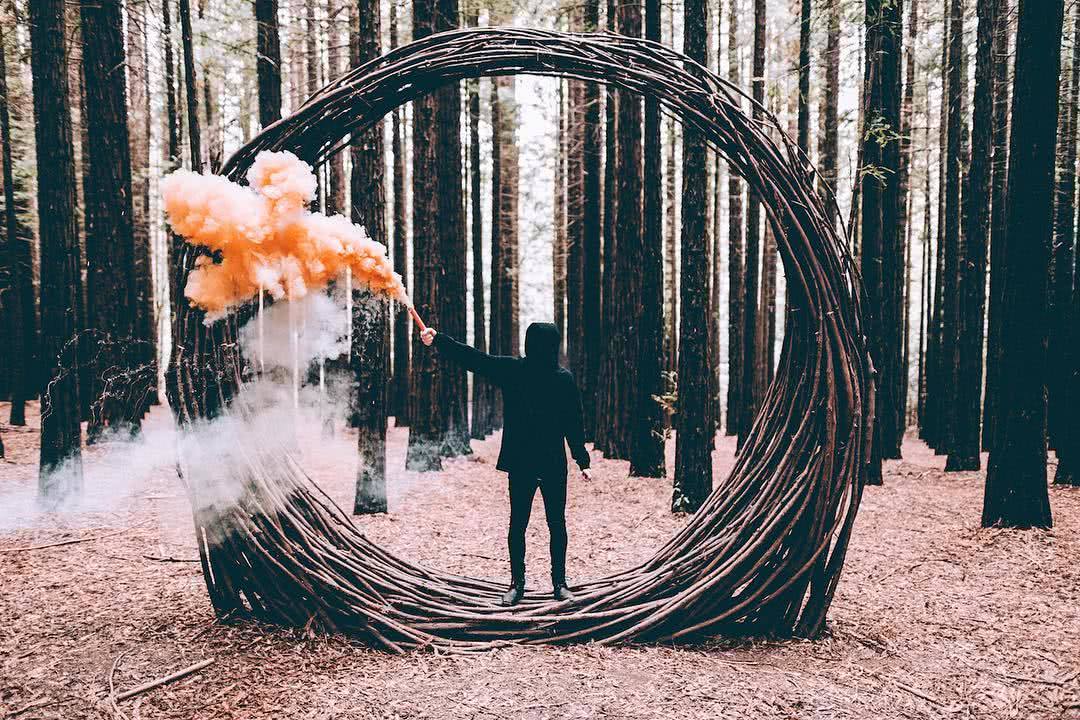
[0,291,364,532]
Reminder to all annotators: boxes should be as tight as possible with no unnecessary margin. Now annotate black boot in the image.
[553,580,576,602]
[501,580,525,607]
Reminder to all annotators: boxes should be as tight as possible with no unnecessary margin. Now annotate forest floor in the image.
[1,400,1079,720]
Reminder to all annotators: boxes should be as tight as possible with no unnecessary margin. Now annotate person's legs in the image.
[538,474,569,592]
[506,473,539,588]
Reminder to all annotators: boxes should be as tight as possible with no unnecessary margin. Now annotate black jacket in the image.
[434,323,590,477]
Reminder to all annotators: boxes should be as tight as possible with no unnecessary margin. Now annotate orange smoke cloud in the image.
[161,151,408,320]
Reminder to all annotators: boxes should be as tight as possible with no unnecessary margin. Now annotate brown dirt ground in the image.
[1,401,1079,719]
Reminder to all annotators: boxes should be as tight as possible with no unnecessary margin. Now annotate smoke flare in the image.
[161,151,408,320]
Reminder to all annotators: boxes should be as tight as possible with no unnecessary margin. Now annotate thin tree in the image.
[30,0,84,497]
[1051,0,1080,485]
[389,0,411,427]
[127,0,156,410]
[434,0,470,457]
[947,0,997,471]
[1048,4,1079,461]
[738,0,765,446]
[673,0,712,512]
[817,0,840,229]
[81,0,138,440]
[406,0,444,470]
[255,0,282,127]
[326,0,346,217]
[596,0,620,455]
[981,0,1064,529]
[725,0,744,436]
[554,75,567,351]
[0,9,35,427]
[466,0,487,439]
[582,0,602,441]
[631,0,666,477]
[351,0,389,510]
[981,0,1011,451]
[616,0,647,467]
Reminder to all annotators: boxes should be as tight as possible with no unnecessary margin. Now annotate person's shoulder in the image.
[555,367,577,384]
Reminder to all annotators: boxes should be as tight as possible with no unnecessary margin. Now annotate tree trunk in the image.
[127,0,157,411]
[629,0,666,477]
[433,0,470,458]
[1048,3,1079,457]
[817,0,840,228]
[326,0,346,217]
[947,0,997,471]
[981,0,1011,451]
[81,0,138,440]
[255,0,282,127]
[1051,0,1080,485]
[981,0,1063,528]
[663,95,678,378]
[350,0,389,509]
[388,0,410,427]
[406,0,444,471]
[463,3,487,440]
[859,0,904,484]
[30,0,84,497]
[554,76,567,353]
[738,0,765,447]
[936,0,964,457]
[582,0,602,442]
[725,0,744,436]
[0,12,36,427]
[596,0,619,455]
[617,0,647,468]
[673,0,712,512]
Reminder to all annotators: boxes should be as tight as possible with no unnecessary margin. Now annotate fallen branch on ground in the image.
[116,659,215,702]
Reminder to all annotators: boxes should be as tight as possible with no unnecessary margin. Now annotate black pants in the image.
[507,473,567,585]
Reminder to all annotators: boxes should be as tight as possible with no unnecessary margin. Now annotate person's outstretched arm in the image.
[562,373,591,478]
[421,328,515,386]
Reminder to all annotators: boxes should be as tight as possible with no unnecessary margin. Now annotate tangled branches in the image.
[170,28,873,652]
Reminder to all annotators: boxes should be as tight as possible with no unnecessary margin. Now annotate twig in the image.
[0,528,130,554]
[116,659,215,702]
[5,697,60,717]
[870,672,944,707]
[1000,668,1080,686]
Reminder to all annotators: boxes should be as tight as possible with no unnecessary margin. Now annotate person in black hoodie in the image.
[421,322,591,605]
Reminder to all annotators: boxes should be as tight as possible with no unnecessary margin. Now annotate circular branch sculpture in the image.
[169,27,872,652]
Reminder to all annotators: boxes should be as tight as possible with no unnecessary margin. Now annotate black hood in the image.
[524,322,561,369]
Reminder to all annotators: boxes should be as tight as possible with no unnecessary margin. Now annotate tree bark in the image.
[982,0,1063,528]
[738,0,765,447]
[947,0,997,471]
[326,0,346,217]
[616,0,646,467]
[817,0,840,229]
[388,0,411,428]
[406,0,444,471]
[81,0,138,440]
[1051,0,1080,485]
[127,0,157,410]
[596,0,619,456]
[582,0,602,442]
[466,0,488,439]
[255,0,282,127]
[981,0,1011,451]
[433,0,470,458]
[30,0,84,497]
[673,0,712,512]
[0,12,36,427]
[630,0,666,477]
[725,0,744,436]
[351,0,389,509]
